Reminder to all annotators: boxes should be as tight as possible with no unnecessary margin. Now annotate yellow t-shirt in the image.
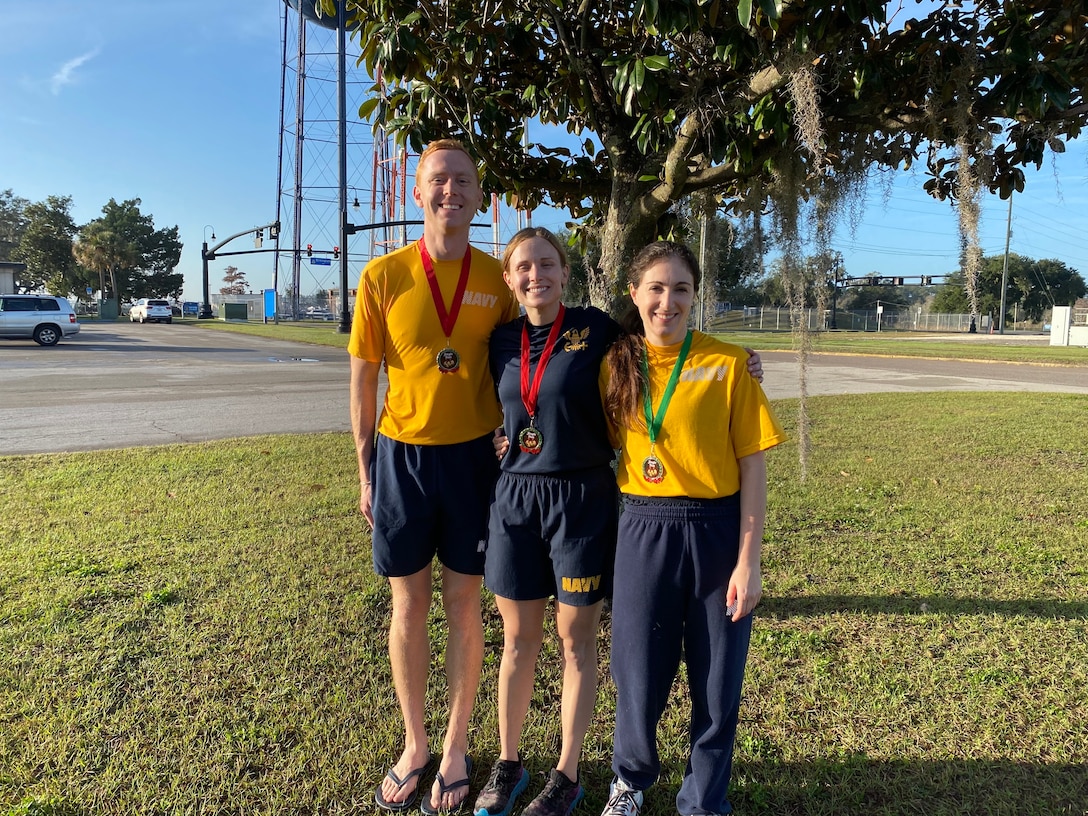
[606,331,787,498]
[347,241,518,445]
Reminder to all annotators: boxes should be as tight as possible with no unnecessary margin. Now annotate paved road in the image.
[2,323,1086,455]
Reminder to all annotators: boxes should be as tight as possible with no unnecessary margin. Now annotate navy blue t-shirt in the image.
[489,306,621,475]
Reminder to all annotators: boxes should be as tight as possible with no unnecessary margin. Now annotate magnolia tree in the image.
[341,0,1086,315]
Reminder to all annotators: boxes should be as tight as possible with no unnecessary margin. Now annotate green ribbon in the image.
[640,330,693,447]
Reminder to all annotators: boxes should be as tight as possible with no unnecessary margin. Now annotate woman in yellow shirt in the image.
[598,241,787,816]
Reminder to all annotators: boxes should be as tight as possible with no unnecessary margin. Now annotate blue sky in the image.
[3,0,1087,303]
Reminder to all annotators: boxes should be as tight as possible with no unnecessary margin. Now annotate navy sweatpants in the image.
[610,494,752,816]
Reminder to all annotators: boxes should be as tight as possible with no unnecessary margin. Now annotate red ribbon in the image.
[419,240,471,339]
[520,305,566,422]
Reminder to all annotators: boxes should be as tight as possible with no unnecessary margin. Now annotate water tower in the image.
[277,1,519,323]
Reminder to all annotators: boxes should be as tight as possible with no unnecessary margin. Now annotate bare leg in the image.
[428,565,486,811]
[554,600,603,782]
[380,566,434,805]
[494,596,548,761]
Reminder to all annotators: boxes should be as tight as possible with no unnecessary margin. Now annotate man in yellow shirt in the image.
[349,139,518,815]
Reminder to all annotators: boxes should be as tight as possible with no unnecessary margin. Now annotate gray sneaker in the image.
[473,759,529,816]
[599,778,643,816]
[522,770,584,816]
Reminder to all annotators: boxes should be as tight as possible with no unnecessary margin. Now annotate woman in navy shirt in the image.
[474,228,620,816]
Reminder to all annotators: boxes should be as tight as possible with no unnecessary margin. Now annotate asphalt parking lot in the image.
[2,322,1086,455]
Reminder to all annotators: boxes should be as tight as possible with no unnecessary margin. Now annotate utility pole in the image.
[999,194,1013,334]
[336,0,351,334]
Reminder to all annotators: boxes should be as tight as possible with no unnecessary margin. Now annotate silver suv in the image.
[0,294,81,346]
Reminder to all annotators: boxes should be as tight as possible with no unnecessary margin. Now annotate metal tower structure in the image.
[277,1,525,323]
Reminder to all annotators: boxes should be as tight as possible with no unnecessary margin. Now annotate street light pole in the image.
[200,226,216,319]
[201,223,279,320]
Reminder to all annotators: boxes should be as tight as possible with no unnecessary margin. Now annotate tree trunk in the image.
[590,174,664,317]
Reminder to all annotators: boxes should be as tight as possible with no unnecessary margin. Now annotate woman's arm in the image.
[727,450,767,622]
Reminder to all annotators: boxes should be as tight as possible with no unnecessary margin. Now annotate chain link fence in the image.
[705,306,1049,333]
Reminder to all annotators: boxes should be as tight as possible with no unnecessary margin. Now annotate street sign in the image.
[310,257,331,266]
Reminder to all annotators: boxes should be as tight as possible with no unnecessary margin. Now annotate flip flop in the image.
[374,753,436,813]
[421,756,474,816]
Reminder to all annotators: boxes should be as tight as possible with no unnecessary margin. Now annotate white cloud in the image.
[50,48,100,95]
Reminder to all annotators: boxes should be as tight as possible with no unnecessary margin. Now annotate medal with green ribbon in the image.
[639,330,693,484]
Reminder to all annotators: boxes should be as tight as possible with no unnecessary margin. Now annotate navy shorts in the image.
[371,432,499,578]
[485,466,618,606]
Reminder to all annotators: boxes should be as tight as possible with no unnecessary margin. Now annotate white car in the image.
[130,298,173,324]
[305,306,335,321]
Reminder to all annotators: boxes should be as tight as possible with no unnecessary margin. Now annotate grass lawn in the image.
[2,392,1086,815]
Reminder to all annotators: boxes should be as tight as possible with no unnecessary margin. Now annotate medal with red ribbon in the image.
[419,239,471,373]
[517,305,566,454]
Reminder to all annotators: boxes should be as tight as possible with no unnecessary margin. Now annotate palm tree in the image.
[73,221,138,308]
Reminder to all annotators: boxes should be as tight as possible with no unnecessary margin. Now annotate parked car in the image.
[0,294,81,346]
[305,306,335,321]
[130,298,173,324]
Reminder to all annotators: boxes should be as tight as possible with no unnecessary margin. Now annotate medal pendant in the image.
[518,426,544,455]
[642,454,665,484]
[436,347,461,374]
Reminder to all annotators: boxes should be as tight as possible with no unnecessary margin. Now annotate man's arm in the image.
[350,355,381,526]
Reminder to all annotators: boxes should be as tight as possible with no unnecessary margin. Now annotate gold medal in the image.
[420,240,470,377]
[518,426,544,454]
[436,347,461,373]
[517,307,565,457]
[639,332,692,487]
[642,454,665,484]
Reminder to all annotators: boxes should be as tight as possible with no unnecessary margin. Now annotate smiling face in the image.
[502,231,570,325]
[629,256,696,346]
[412,146,483,235]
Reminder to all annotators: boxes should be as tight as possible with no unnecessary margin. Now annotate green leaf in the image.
[632,59,646,93]
[613,59,632,94]
[707,0,721,27]
[758,0,783,21]
[737,0,753,27]
[643,55,670,72]
[358,97,381,121]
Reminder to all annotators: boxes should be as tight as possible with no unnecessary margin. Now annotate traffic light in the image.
[333,246,339,259]
[254,229,263,249]
[306,244,313,257]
